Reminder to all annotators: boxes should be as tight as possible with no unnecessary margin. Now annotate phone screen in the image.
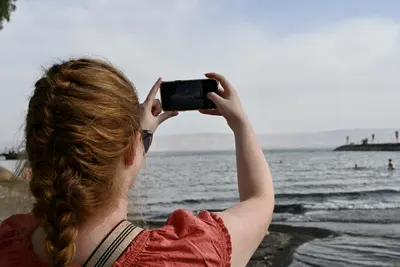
[160,79,218,111]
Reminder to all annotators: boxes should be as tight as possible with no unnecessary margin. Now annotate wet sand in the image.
[249,224,337,266]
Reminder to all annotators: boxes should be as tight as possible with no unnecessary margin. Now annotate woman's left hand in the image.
[140,77,178,132]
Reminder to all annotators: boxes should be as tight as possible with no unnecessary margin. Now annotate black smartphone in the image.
[160,79,218,111]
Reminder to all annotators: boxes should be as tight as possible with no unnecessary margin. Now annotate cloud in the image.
[1,0,400,145]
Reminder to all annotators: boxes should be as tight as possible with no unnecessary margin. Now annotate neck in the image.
[32,197,129,265]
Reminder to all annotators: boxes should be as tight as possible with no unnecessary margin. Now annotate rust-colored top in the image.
[0,209,231,266]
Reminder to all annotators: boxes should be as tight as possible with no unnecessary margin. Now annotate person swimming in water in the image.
[388,159,395,170]
[353,164,366,170]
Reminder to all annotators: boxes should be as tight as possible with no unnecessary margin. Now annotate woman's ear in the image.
[124,131,142,166]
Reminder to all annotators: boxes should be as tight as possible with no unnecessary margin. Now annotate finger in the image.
[199,109,222,116]
[145,77,162,103]
[152,99,162,116]
[207,92,224,106]
[205,73,234,94]
[217,86,227,97]
[158,111,179,124]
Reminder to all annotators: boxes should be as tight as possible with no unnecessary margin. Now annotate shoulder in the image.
[0,213,38,238]
[116,209,232,267]
[0,214,40,266]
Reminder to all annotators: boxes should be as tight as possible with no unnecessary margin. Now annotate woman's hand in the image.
[141,78,178,132]
[199,73,248,132]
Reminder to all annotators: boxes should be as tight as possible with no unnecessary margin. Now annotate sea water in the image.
[1,150,399,266]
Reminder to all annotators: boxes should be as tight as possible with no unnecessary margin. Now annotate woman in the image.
[0,58,274,267]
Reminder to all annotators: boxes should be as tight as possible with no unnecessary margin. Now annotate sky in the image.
[1,0,400,145]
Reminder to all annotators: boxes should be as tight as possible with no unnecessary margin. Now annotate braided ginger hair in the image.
[26,58,141,267]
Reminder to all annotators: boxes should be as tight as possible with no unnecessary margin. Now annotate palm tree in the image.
[346,136,349,144]
[371,134,375,143]
[396,131,399,143]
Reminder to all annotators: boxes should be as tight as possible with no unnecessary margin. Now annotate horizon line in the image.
[1,127,399,148]
[155,127,400,137]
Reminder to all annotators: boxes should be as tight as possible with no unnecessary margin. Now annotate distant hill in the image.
[1,128,398,152]
[150,128,400,152]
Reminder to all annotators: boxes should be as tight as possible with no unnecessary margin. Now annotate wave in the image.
[144,196,238,206]
[133,210,400,224]
[304,202,400,211]
[276,189,400,199]
[140,190,400,217]
[284,216,400,224]
[345,232,400,240]
[275,203,400,215]
[274,204,306,214]
[144,189,399,208]
[136,202,400,219]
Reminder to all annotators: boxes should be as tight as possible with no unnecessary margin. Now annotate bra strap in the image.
[83,220,143,267]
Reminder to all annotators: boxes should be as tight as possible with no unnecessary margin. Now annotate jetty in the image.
[334,143,400,151]
[334,131,400,151]
[0,148,26,160]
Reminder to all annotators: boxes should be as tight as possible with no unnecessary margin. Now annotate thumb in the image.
[158,111,179,124]
[207,92,224,106]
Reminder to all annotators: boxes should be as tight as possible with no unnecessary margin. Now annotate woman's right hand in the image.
[199,73,248,131]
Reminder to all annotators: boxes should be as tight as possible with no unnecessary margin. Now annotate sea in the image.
[1,149,399,267]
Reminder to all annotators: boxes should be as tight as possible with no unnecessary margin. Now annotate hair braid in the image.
[26,58,141,266]
[28,70,80,267]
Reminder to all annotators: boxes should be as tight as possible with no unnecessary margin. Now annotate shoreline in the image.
[139,220,337,267]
